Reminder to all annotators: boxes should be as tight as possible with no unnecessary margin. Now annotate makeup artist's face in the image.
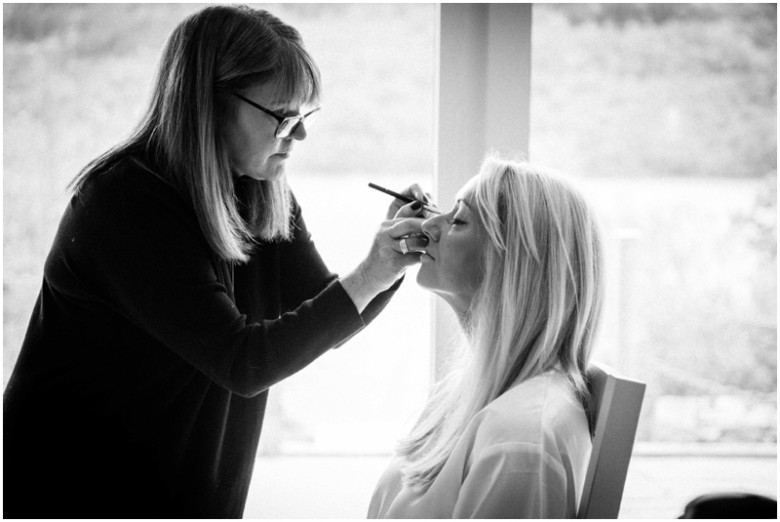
[417,176,487,315]
[224,82,308,181]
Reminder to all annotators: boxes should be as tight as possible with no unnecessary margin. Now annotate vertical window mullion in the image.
[432,4,533,383]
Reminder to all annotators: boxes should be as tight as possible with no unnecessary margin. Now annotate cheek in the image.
[423,244,478,291]
[228,117,275,162]
[226,124,251,167]
[453,252,482,290]
[449,238,485,290]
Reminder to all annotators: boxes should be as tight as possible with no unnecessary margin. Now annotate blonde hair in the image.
[397,155,604,490]
[70,5,321,262]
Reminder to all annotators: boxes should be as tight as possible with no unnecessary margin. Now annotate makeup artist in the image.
[3,5,427,518]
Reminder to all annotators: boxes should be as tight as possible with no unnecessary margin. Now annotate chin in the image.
[415,268,436,291]
[243,166,285,182]
[264,163,287,181]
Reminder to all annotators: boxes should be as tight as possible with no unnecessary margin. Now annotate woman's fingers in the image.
[387,217,424,239]
[394,200,424,219]
[385,217,428,257]
[356,221,421,291]
[360,183,434,287]
[397,235,428,255]
[404,185,440,217]
[384,183,436,220]
[404,183,429,204]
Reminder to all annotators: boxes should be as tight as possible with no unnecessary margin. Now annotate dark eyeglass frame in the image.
[231,92,320,139]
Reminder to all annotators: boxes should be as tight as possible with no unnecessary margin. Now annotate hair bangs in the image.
[267,40,321,110]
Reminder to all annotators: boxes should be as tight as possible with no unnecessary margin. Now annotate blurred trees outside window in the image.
[530,3,776,445]
[3,3,776,452]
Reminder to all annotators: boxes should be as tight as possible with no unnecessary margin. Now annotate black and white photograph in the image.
[3,3,776,518]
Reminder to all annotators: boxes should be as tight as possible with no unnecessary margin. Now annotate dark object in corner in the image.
[679,492,777,519]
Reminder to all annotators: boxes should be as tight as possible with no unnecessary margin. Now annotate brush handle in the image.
[367,183,441,214]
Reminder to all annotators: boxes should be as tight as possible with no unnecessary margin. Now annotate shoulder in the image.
[59,155,205,260]
[70,155,198,239]
[77,155,185,211]
[453,372,591,519]
[469,371,589,456]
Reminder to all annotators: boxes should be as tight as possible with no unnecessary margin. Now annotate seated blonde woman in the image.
[368,156,604,519]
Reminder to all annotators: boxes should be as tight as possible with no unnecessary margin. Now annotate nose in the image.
[421,215,443,242]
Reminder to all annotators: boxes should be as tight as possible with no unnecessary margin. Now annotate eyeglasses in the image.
[231,92,320,139]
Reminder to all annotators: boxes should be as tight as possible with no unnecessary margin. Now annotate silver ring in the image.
[399,237,409,255]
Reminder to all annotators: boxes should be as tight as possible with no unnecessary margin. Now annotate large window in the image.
[4,4,776,518]
[254,4,437,455]
[530,4,777,446]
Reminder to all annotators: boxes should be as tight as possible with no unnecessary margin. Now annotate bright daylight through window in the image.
[2,4,776,518]
[530,4,776,448]
[4,1,775,456]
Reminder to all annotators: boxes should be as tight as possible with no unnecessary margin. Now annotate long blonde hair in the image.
[397,156,604,490]
[70,5,321,262]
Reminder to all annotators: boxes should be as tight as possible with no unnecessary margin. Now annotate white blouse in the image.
[367,371,592,519]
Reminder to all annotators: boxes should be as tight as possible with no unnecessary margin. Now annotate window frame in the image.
[432,4,533,381]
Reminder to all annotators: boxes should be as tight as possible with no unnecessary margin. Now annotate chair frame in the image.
[578,361,646,518]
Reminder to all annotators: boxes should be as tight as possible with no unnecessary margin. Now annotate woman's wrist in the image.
[340,264,384,314]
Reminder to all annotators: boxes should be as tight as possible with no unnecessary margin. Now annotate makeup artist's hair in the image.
[70,5,321,262]
[396,155,604,491]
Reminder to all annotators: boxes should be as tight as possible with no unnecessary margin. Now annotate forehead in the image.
[244,81,313,112]
[455,175,480,205]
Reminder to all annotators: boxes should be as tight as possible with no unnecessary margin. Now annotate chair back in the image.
[578,361,646,519]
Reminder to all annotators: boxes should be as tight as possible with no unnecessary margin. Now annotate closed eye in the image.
[447,205,468,226]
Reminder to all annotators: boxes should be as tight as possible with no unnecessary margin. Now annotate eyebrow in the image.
[276,105,320,119]
[268,105,296,117]
[270,95,319,113]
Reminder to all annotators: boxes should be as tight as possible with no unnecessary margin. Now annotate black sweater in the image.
[3,156,396,518]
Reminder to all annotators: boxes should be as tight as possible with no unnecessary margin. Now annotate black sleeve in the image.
[52,170,375,398]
